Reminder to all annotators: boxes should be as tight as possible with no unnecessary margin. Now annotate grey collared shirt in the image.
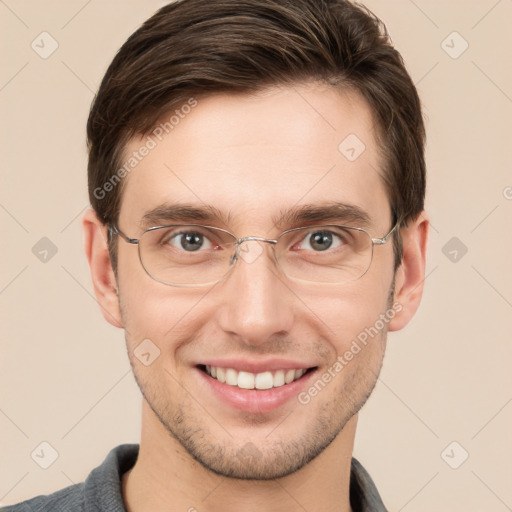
[3,444,387,511]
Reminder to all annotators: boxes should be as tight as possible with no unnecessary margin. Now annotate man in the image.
[5,0,428,510]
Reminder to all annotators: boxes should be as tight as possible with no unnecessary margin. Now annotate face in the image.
[115,83,397,479]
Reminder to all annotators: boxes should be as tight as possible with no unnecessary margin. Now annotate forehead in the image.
[119,83,390,233]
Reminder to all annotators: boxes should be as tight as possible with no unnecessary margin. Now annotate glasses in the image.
[108,222,399,287]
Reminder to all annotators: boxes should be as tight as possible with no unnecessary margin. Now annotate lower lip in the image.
[195,366,317,413]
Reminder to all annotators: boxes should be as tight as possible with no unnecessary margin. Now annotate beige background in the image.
[1,1,511,510]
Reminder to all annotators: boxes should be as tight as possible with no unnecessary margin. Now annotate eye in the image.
[297,229,345,252]
[167,231,214,252]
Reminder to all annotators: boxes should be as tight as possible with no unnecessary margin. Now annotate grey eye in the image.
[308,231,334,251]
[169,231,213,251]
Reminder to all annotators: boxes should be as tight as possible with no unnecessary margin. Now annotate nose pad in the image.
[237,240,265,265]
[228,239,278,275]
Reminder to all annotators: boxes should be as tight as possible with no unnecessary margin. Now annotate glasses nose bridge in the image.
[236,235,278,246]
[229,236,278,267]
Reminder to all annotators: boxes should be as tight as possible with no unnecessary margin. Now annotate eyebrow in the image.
[273,202,372,229]
[139,201,373,231]
[140,203,231,229]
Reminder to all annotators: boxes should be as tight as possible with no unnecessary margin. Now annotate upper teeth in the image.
[205,366,307,390]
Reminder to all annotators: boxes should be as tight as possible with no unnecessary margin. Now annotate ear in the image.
[388,211,429,331]
[82,208,123,328]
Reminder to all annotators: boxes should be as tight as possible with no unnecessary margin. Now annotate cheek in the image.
[117,247,180,335]
[314,287,390,404]
[306,280,391,353]
[118,269,215,354]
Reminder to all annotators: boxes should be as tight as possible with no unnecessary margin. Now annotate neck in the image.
[122,401,356,512]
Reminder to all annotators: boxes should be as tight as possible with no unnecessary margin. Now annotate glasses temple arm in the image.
[107,225,139,245]
[371,219,401,245]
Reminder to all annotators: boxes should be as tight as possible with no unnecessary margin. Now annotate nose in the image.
[216,240,295,347]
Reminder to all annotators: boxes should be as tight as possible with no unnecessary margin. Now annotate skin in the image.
[83,82,428,512]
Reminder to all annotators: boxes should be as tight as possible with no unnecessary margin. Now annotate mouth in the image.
[194,358,320,413]
[197,364,317,390]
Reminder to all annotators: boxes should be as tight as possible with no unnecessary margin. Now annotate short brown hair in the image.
[87,0,426,272]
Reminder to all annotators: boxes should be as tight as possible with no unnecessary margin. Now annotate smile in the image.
[202,365,312,390]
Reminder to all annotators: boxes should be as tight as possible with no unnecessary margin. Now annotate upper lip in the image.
[198,358,317,373]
